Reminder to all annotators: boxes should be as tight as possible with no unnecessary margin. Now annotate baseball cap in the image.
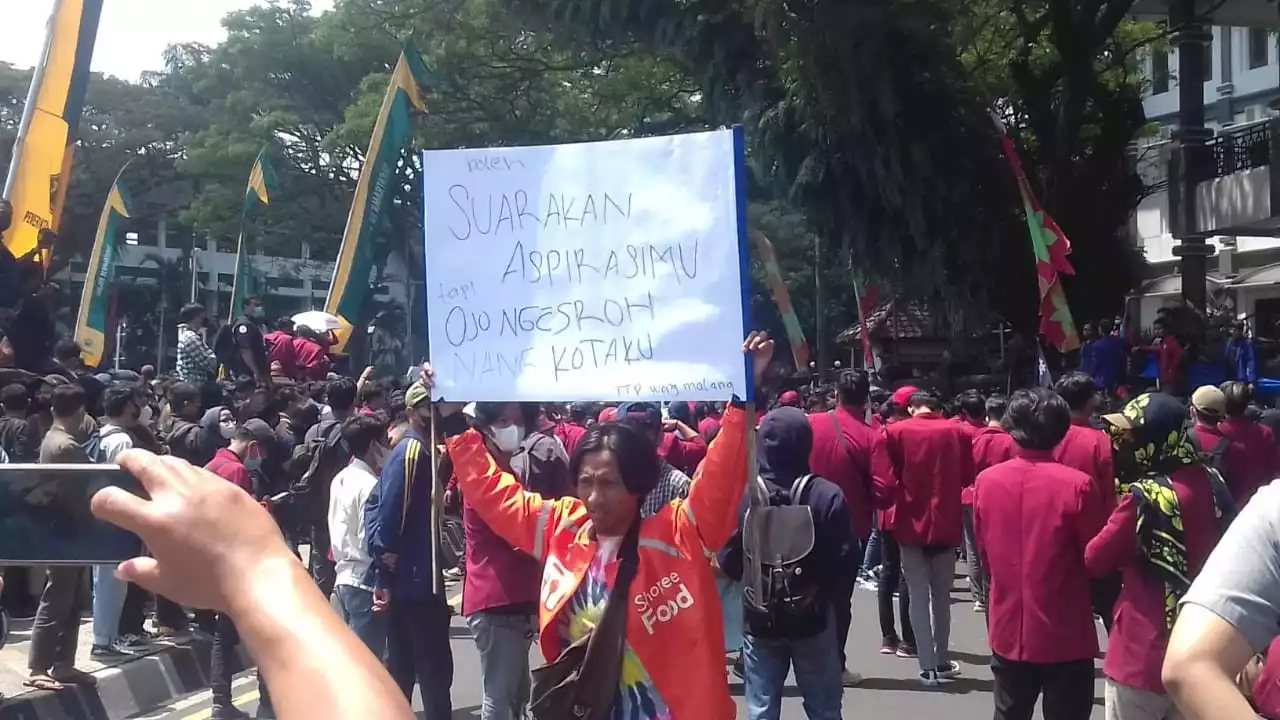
[598,406,618,424]
[891,385,921,409]
[241,418,277,446]
[617,402,662,429]
[778,390,801,407]
[404,381,430,409]
[1191,385,1227,417]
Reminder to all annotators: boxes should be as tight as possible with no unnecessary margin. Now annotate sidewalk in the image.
[0,617,250,720]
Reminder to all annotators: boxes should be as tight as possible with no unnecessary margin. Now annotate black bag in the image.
[288,420,349,523]
[530,520,640,720]
[742,474,826,639]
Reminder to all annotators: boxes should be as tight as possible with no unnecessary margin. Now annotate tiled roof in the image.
[838,300,933,342]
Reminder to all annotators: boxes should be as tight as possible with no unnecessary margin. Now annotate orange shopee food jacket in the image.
[446,406,748,720]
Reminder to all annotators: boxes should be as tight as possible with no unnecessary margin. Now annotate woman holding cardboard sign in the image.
[440,331,773,720]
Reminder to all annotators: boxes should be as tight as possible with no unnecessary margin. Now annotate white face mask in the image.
[138,405,154,427]
[491,425,524,454]
[219,421,237,440]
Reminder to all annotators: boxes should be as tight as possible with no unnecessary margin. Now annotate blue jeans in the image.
[333,585,387,658]
[92,565,126,646]
[862,529,883,572]
[742,610,843,720]
[467,611,535,720]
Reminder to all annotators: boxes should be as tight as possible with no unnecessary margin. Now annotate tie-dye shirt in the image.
[558,538,672,720]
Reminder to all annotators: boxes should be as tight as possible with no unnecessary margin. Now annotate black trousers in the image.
[386,595,453,720]
[991,654,1093,720]
[877,532,914,646]
[308,525,335,599]
[1091,573,1121,634]
[154,594,188,630]
[28,566,86,675]
[119,582,148,637]
[211,614,273,712]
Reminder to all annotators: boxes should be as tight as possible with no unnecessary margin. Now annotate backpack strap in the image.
[790,474,815,506]
[1207,436,1231,467]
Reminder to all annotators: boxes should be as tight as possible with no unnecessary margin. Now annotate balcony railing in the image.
[1188,119,1273,185]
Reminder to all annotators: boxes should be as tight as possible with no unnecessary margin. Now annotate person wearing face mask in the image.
[225,295,270,387]
[204,418,277,720]
[453,401,571,720]
[328,414,391,655]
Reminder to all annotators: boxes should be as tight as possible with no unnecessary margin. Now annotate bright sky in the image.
[0,0,334,82]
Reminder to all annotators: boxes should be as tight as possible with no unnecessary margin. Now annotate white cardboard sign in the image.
[422,128,750,402]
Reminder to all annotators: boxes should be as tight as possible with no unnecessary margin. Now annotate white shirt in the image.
[328,457,379,591]
[99,423,134,463]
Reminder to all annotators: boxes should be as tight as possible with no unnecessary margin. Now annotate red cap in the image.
[598,407,618,424]
[891,385,921,408]
[778,390,802,407]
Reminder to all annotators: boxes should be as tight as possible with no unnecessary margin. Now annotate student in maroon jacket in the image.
[975,388,1105,718]
[954,390,987,438]
[1216,381,1278,508]
[1052,372,1119,632]
[1086,392,1234,720]
[883,390,975,684]
[808,369,892,685]
[965,395,1016,612]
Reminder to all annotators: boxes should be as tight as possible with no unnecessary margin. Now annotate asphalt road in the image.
[132,578,1109,719]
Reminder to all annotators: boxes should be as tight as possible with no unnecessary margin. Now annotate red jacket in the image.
[658,431,707,476]
[808,407,892,540]
[1053,420,1117,511]
[882,413,974,547]
[975,452,1105,663]
[205,447,253,495]
[1253,636,1280,720]
[554,421,587,458]
[264,331,297,379]
[1213,418,1277,508]
[965,426,1017,505]
[1086,464,1223,693]
[292,336,331,382]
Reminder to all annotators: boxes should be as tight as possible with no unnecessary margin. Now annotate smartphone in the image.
[0,464,146,564]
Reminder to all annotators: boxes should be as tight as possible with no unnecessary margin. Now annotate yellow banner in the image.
[2,0,103,264]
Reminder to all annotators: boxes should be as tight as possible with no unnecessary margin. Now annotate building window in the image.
[1250,27,1270,69]
[1203,35,1214,79]
[1153,50,1171,94]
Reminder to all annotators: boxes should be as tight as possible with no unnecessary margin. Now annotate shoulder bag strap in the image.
[574,519,642,716]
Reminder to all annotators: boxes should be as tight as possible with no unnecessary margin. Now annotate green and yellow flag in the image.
[325,43,431,351]
[73,162,130,368]
[229,149,277,319]
[2,0,104,266]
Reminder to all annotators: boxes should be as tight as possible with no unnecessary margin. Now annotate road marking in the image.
[183,687,260,720]
[129,674,257,719]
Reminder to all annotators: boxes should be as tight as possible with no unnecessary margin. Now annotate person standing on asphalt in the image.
[1087,392,1235,720]
[364,382,454,719]
[876,386,917,660]
[25,384,95,692]
[975,388,1106,720]
[965,394,1016,613]
[1052,372,1119,632]
[327,414,389,656]
[806,369,889,686]
[459,401,572,720]
[883,389,974,685]
[724,406,854,720]
[205,419,277,720]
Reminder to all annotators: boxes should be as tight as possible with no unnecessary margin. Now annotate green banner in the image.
[73,160,131,368]
[229,148,277,320]
[325,42,431,351]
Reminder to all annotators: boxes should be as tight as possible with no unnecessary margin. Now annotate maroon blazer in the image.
[882,413,974,547]
[1053,420,1117,511]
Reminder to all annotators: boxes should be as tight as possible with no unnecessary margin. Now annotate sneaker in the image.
[442,566,464,581]
[973,600,986,612]
[937,661,962,679]
[857,576,878,592]
[116,633,156,650]
[154,626,190,641]
[919,669,940,687]
[90,644,132,660]
[896,644,918,658]
[211,707,251,720]
[879,639,898,654]
[841,669,864,687]
[731,656,745,681]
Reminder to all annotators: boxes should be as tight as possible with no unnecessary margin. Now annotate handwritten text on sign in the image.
[423,129,748,402]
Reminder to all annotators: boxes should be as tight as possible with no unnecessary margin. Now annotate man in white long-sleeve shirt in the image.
[328,414,390,655]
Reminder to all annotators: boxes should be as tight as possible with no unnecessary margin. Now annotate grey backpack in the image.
[742,474,826,639]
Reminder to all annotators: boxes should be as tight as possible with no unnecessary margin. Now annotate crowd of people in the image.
[0,272,1277,720]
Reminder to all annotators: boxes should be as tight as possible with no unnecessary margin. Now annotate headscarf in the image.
[199,405,231,457]
[1103,392,1197,489]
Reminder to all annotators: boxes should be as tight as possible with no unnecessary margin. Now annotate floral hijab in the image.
[1103,392,1197,489]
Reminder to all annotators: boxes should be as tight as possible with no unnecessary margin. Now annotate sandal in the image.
[49,668,96,687]
[23,675,64,692]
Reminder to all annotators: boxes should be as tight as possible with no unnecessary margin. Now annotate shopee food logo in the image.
[634,572,695,635]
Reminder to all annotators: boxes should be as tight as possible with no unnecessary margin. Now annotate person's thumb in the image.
[115,556,163,590]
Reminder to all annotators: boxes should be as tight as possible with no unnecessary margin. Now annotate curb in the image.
[0,639,252,720]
